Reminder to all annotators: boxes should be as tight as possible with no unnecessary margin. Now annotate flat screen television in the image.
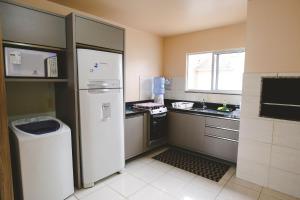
[260,77,300,121]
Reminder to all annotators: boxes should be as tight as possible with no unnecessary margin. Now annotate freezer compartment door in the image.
[77,48,123,89]
[79,89,125,186]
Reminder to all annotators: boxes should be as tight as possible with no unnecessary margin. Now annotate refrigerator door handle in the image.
[88,89,111,94]
[87,83,109,88]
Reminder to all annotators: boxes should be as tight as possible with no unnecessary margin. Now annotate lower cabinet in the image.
[203,117,239,162]
[125,114,145,159]
[167,111,240,163]
[203,136,238,162]
[167,111,205,152]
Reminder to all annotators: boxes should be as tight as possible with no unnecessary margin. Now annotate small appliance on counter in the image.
[4,47,58,78]
[153,76,165,105]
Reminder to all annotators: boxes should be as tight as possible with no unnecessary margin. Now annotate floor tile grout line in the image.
[257,186,264,200]
[147,181,181,200]
[229,175,263,193]
[104,171,150,199]
[149,174,195,200]
[74,184,106,200]
[214,169,235,200]
[125,182,156,200]
[106,184,133,199]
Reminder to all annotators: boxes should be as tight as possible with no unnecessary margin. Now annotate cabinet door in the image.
[203,136,238,162]
[125,115,144,159]
[204,117,240,162]
[75,16,124,51]
[0,2,66,48]
[167,112,205,152]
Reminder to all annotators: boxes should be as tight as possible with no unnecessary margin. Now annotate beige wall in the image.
[245,0,300,73]
[163,23,246,77]
[9,0,163,104]
[125,28,162,101]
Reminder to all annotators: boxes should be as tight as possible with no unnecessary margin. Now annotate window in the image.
[186,49,245,93]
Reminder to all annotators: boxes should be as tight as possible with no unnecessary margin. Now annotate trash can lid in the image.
[16,120,61,135]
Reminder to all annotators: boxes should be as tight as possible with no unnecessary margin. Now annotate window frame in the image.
[185,48,245,95]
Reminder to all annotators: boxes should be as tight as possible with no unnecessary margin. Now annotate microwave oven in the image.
[4,47,58,78]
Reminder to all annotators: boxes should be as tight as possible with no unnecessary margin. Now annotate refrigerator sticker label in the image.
[102,103,111,120]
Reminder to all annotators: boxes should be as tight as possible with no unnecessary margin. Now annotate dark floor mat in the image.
[153,148,230,182]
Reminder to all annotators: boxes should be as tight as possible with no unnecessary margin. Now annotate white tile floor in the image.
[66,148,300,200]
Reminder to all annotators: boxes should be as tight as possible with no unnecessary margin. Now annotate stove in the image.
[133,102,168,148]
[133,102,167,115]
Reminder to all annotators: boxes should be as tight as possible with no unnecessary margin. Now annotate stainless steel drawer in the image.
[205,117,239,130]
[203,135,238,162]
[205,126,239,142]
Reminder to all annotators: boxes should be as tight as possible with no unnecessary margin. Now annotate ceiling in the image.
[49,0,247,36]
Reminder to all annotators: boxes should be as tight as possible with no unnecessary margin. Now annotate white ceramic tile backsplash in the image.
[271,145,300,174]
[166,76,241,105]
[236,158,269,186]
[139,76,154,100]
[238,138,272,165]
[277,73,300,77]
[268,168,300,198]
[273,121,300,150]
[237,72,300,199]
[239,117,273,143]
[242,73,262,97]
[240,95,260,118]
[169,77,186,91]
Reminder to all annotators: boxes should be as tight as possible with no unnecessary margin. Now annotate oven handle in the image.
[152,113,167,118]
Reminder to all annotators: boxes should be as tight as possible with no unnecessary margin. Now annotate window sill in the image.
[185,90,242,95]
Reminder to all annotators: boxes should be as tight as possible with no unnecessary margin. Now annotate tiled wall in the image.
[237,73,300,198]
[164,77,241,105]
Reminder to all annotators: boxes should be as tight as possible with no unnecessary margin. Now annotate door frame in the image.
[0,23,14,200]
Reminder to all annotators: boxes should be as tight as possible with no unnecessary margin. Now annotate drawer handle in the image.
[204,134,238,143]
[205,125,239,132]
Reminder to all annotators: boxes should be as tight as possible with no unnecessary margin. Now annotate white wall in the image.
[236,0,300,198]
[165,77,241,105]
[237,73,300,198]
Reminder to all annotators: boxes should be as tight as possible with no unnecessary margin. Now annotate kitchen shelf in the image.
[5,78,68,83]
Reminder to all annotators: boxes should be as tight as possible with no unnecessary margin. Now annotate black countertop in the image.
[125,108,147,117]
[125,99,240,120]
[125,100,150,117]
[165,99,240,120]
[167,107,240,120]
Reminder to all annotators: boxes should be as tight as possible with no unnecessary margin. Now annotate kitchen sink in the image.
[190,108,232,116]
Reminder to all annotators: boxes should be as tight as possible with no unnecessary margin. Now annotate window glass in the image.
[187,53,212,90]
[186,50,245,93]
[217,52,245,91]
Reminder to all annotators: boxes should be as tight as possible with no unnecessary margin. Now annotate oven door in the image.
[149,113,167,146]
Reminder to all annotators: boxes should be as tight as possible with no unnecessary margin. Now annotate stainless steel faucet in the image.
[202,98,207,110]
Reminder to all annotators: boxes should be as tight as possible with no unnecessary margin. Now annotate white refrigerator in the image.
[77,48,125,188]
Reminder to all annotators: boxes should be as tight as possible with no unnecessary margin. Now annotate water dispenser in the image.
[153,77,165,105]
